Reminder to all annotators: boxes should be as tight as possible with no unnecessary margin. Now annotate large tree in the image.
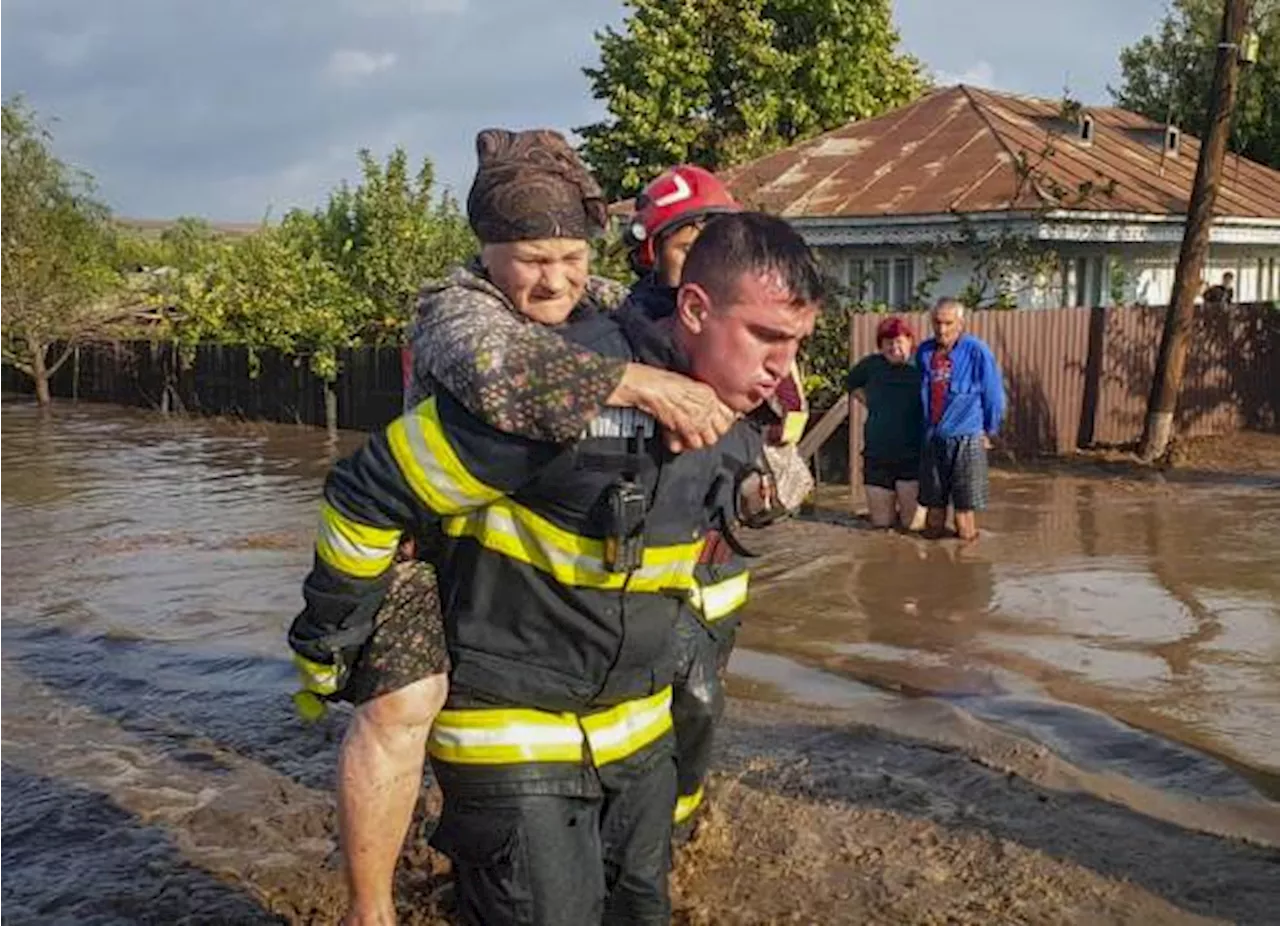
[2,99,122,405]
[578,0,925,198]
[1113,0,1280,169]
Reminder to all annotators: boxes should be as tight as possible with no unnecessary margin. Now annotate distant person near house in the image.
[847,316,925,530]
[1203,272,1235,307]
[917,298,1005,542]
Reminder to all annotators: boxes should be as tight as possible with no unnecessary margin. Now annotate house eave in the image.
[789,210,1280,247]
[1035,211,1280,245]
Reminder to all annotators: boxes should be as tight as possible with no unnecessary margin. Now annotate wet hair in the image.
[876,316,914,347]
[680,212,826,310]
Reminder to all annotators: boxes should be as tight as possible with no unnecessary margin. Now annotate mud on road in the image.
[6,660,1278,926]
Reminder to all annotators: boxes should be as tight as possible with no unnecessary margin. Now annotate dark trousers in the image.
[671,609,736,816]
[431,748,677,926]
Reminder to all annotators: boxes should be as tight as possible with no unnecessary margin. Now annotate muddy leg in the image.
[866,486,897,528]
[923,507,949,539]
[895,480,924,531]
[338,674,447,926]
[954,509,978,542]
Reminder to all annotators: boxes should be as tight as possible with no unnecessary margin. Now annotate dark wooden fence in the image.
[5,303,1276,484]
[843,302,1279,487]
[1,341,407,432]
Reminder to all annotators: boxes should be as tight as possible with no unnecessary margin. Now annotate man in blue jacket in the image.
[916,298,1005,541]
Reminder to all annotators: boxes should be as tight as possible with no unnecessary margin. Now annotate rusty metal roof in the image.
[721,85,1280,220]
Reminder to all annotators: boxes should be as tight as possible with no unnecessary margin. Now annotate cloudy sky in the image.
[3,0,1171,221]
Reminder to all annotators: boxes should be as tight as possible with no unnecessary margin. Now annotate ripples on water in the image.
[2,400,1279,920]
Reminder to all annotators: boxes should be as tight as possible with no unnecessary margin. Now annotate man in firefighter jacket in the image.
[315,129,751,926]
[291,212,824,925]
[396,156,806,846]
[624,165,809,830]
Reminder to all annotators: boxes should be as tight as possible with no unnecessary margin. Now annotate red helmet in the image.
[625,165,739,270]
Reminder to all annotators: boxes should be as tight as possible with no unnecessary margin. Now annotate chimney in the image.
[1078,113,1095,146]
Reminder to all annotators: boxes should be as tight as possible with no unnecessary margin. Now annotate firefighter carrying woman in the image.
[289,128,817,926]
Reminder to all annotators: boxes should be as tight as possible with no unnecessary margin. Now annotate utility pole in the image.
[1139,0,1251,462]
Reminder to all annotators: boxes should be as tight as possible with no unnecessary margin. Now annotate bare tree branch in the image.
[46,343,76,377]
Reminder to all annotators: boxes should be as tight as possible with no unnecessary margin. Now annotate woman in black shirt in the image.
[846,316,925,529]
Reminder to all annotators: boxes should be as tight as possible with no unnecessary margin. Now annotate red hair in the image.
[875,316,914,347]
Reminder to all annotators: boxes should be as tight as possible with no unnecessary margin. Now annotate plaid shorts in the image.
[919,435,989,512]
[340,560,450,705]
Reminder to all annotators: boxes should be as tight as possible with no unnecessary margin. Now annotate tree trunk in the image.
[324,381,339,440]
[31,341,52,407]
[1139,0,1249,462]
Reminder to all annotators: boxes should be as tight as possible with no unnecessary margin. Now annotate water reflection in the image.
[741,470,1280,782]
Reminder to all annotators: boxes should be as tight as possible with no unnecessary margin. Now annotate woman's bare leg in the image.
[896,480,924,531]
[865,486,897,528]
[339,674,448,926]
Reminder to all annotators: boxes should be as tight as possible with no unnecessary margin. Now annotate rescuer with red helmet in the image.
[624,167,812,837]
[625,164,741,286]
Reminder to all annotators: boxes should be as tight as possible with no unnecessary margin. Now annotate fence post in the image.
[1076,306,1107,449]
[847,316,865,501]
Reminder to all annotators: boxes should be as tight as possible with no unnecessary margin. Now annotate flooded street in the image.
[739,470,1280,798]
[4,399,1280,925]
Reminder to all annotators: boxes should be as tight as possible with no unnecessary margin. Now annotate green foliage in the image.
[578,0,925,198]
[956,224,1061,310]
[801,303,854,409]
[153,148,476,378]
[798,277,894,409]
[1,97,122,400]
[591,223,640,287]
[282,148,475,343]
[1113,0,1280,169]
[167,228,370,380]
[157,217,221,271]
[114,217,220,282]
[1109,260,1132,307]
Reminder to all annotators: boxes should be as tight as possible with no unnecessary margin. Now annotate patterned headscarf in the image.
[466,128,607,244]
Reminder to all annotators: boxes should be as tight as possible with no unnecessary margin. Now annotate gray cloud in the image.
[3,0,1170,221]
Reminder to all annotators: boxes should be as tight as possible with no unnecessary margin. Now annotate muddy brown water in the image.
[3,400,1279,924]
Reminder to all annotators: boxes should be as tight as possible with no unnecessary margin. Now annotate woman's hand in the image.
[610,363,737,452]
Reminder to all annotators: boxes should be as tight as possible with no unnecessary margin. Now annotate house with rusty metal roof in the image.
[720,85,1280,309]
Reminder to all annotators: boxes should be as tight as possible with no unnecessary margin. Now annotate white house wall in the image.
[930,255,977,304]
[814,241,1280,309]
[1119,245,1280,305]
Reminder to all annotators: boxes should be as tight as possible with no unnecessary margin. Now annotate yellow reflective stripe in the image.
[293,653,341,695]
[315,502,400,577]
[673,785,705,824]
[580,687,673,766]
[780,410,808,446]
[388,397,505,515]
[428,687,674,767]
[689,571,750,622]
[428,718,585,765]
[442,500,702,592]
